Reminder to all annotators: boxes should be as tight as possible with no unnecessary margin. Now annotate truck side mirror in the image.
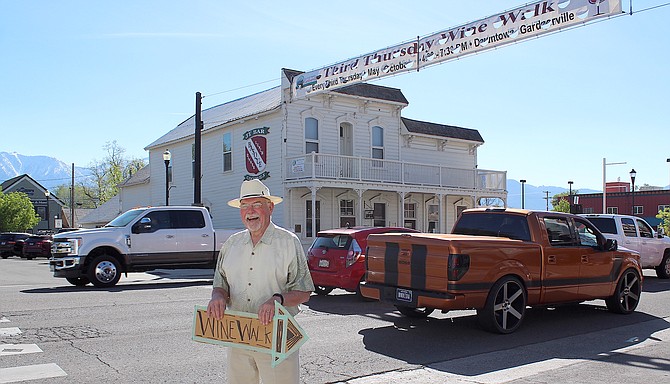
[657,227,665,238]
[603,238,617,252]
[132,217,153,234]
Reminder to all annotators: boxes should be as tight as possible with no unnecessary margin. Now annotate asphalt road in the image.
[1,258,669,383]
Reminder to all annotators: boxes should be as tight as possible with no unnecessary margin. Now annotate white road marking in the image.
[0,317,9,323]
[0,363,67,383]
[0,344,43,356]
[0,328,21,337]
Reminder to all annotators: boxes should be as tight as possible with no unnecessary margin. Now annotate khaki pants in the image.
[227,348,300,384]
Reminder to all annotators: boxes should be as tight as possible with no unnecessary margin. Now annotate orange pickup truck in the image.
[359,208,643,333]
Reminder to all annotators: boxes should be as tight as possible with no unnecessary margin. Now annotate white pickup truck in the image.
[49,206,237,288]
[581,214,670,278]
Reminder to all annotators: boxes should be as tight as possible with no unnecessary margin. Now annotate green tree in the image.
[552,199,571,213]
[74,141,146,208]
[656,207,670,236]
[0,190,40,231]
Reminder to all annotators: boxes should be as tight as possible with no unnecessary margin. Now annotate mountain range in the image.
[0,151,91,190]
[1,152,601,209]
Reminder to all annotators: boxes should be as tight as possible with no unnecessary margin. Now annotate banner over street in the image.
[291,0,622,99]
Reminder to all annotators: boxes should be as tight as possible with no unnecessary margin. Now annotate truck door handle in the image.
[548,255,556,264]
[201,234,210,237]
[166,235,175,239]
[581,255,588,263]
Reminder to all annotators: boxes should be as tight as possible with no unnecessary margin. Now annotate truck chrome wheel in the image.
[606,268,641,314]
[87,255,121,288]
[478,276,526,334]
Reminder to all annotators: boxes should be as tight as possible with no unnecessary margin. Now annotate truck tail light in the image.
[448,254,470,281]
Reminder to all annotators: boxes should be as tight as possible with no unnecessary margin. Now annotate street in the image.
[1,258,669,383]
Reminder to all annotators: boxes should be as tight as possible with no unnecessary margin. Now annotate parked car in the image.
[581,214,670,278]
[0,232,32,258]
[307,226,418,297]
[22,235,54,260]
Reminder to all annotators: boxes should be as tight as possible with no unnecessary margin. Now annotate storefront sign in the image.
[244,127,270,180]
[192,303,308,367]
[292,0,622,99]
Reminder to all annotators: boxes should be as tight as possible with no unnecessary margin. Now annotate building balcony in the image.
[285,153,506,195]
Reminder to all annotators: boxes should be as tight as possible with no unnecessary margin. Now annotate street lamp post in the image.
[568,181,573,213]
[44,190,50,231]
[163,149,171,206]
[630,169,636,215]
[520,179,527,209]
[603,158,626,214]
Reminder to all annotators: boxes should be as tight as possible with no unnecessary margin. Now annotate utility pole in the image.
[543,190,550,211]
[194,92,202,206]
[71,163,75,228]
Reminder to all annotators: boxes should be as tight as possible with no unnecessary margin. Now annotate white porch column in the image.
[310,186,318,237]
[438,194,444,233]
[399,191,406,228]
[355,189,364,226]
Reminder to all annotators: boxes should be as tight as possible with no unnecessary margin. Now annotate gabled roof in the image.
[145,87,282,150]
[145,76,410,150]
[118,165,150,187]
[1,174,37,192]
[1,174,66,206]
[79,194,122,227]
[333,83,408,105]
[401,117,484,143]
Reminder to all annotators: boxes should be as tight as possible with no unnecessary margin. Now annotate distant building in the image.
[571,182,670,228]
[1,174,67,232]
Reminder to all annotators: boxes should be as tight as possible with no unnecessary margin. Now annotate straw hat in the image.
[227,179,283,208]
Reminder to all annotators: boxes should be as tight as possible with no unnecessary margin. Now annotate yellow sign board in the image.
[192,302,308,367]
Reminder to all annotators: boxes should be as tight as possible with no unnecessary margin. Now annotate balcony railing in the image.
[286,153,506,191]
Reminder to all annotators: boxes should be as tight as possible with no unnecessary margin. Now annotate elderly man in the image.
[207,179,314,384]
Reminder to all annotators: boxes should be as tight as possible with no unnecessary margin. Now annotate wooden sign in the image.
[192,302,308,367]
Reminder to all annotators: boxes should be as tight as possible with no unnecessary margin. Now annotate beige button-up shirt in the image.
[213,222,314,316]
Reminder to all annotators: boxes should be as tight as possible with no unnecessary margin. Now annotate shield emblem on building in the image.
[245,136,267,174]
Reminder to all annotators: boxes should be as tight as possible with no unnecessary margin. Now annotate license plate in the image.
[318,259,329,268]
[396,288,412,302]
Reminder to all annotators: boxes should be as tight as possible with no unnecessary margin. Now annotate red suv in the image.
[307,227,418,297]
[22,235,53,260]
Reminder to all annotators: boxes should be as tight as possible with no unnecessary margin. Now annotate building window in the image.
[223,133,232,172]
[373,203,386,227]
[404,203,416,230]
[340,199,355,227]
[306,200,321,238]
[427,204,439,233]
[633,205,643,215]
[167,164,172,183]
[659,205,670,212]
[371,126,384,165]
[305,118,319,154]
[607,207,618,214]
[583,207,594,214]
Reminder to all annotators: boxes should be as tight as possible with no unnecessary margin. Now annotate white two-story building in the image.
[123,69,507,248]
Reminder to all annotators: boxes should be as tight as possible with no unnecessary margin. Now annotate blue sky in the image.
[2,1,668,191]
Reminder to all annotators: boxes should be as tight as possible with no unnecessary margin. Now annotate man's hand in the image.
[257,296,280,325]
[207,288,228,320]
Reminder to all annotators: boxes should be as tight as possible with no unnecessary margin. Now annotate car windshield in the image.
[105,209,147,227]
[311,234,351,250]
[586,218,617,234]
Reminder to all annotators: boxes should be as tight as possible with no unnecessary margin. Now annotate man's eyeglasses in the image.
[240,202,267,210]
